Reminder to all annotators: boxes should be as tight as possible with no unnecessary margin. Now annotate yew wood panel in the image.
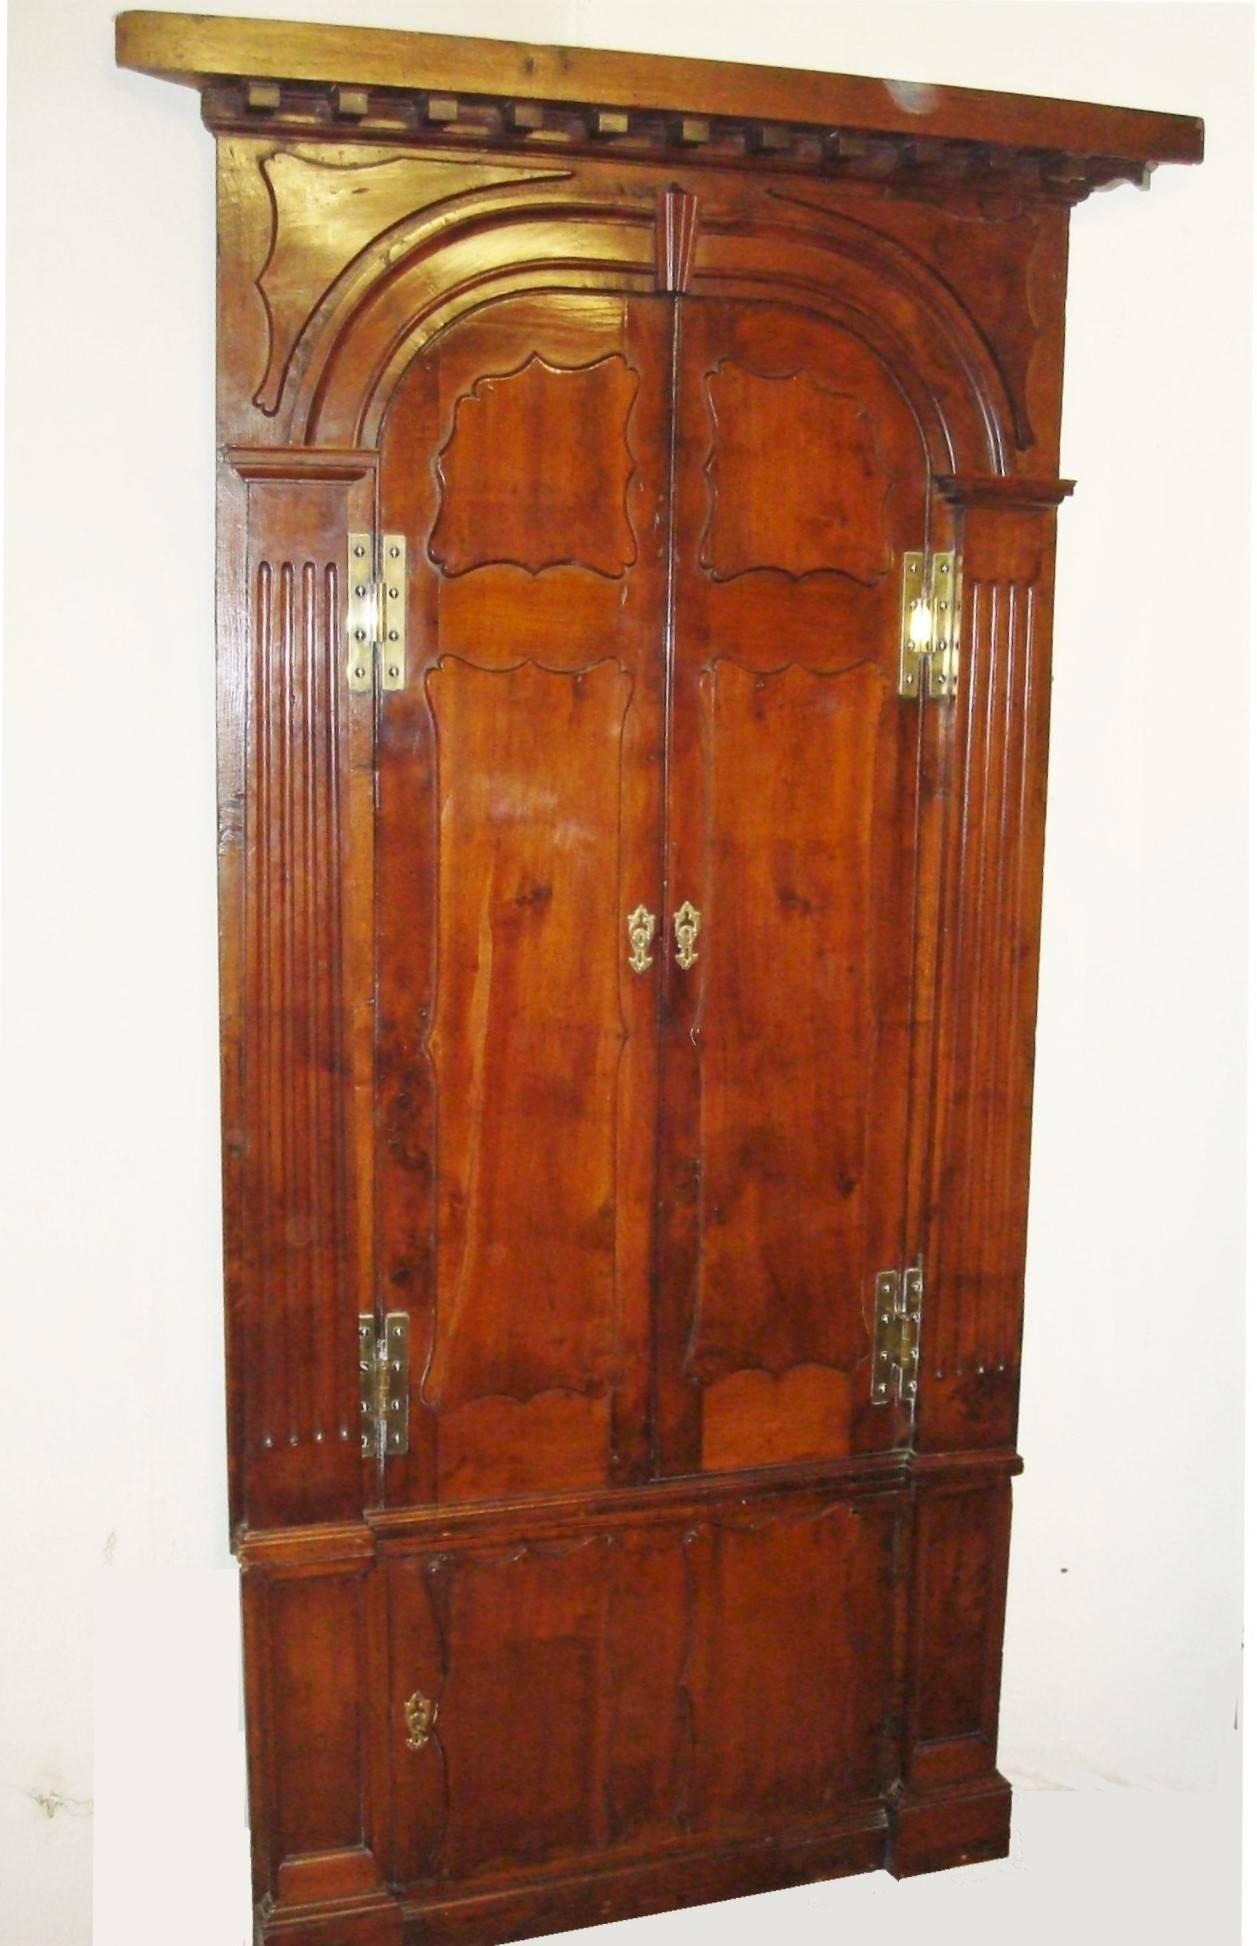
[375,293,670,1510]
[657,298,932,1477]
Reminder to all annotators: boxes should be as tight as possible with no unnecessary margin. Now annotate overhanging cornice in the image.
[115,11,1204,203]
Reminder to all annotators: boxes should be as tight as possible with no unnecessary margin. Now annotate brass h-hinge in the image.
[358,1312,411,1458]
[899,551,960,700]
[347,533,407,693]
[871,1267,923,1405]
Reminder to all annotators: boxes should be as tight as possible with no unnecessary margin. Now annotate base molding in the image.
[885,1773,1013,1879]
[401,1813,887,1945]
[257,1812,888,1946]
[254,1784,1013,1945]
[258,1890,403,1946]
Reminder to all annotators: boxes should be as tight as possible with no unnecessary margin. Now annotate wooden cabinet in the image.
[116,14,1201,1943]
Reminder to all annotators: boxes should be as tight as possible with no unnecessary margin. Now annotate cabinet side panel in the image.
[902,1477,1012,1791]
[918,488,1065,1452]
[221,458,376,1529]
[244,1548,399,1920]
[270,1570,370,1858]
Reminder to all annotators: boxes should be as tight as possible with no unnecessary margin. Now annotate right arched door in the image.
[656,293,935,1478]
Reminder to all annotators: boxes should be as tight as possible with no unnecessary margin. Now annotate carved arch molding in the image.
[229,149,1023,464]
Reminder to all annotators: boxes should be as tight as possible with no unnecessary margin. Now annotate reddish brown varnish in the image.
[116,14,1201,1946]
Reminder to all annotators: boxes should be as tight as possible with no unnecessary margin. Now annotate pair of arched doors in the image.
[365,271,945,1517]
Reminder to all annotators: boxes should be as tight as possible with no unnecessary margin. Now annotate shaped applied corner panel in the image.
[249,151,571,419]
[701,363,895,583]
[430,353,641,578]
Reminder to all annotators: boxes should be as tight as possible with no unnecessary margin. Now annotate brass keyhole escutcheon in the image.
[404,1690,436,1752]
[673,902,701,970]
[627,905,657,974]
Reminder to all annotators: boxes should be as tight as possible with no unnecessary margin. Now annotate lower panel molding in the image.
[885,1772,1012,1879]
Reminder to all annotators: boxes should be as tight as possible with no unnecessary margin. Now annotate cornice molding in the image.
[117,11,1204,206]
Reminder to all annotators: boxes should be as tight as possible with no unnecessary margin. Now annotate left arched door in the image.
[374,290,673,1510]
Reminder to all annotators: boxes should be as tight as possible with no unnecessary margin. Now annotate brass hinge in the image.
[358,1312,411,1458]
[898,551,960,700]
[871,1266,923,1405]
[347,532,407,693]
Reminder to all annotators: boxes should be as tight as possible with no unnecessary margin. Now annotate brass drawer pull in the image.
[673,902,701,970]
[404,1690,436,1752]
[627,905,657,974]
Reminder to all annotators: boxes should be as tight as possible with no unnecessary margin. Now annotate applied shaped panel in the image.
[430,352,641,577]
[701,361,895,582]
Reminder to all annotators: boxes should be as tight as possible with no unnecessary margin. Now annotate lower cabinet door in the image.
[384,1488,902,1892]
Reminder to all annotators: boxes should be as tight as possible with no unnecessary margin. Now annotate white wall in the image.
[2,3,1247,1943]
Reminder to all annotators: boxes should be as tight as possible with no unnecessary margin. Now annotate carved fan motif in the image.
[430,353,640,577]
[702,363,895,583]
